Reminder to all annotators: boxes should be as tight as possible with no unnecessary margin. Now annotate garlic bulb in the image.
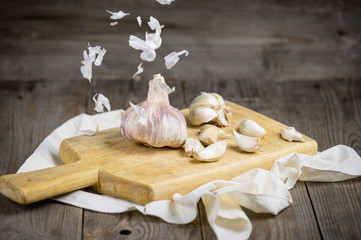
[188,92,231,127]
[281,127,306,142]
[233,129,263,152]
[120,74,187,148]
[199,124,229,146]
[184,138,227,162]
[235,118,266,138]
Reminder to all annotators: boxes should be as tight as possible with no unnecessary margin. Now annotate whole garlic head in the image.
[188,92,231,127]
[120,74,187,148]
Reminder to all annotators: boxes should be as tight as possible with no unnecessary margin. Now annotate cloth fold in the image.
[16,111,361,240]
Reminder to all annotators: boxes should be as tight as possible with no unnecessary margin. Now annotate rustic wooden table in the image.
[0,1,360,239]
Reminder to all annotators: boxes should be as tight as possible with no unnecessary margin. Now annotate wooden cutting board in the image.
[0,101,317,205]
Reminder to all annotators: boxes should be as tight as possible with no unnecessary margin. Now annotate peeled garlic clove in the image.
[199,124,229,146]
[201,124,229,139]
[184,138,204,157]
[188,107,218,126]
[233,129,263,152]
[193,141,228,162]
[188,92,231,127]
[281,127,306,142]
[217,128,229,139]
[120,74,187,148]
[199,125,218,146]
[235,118,266,138]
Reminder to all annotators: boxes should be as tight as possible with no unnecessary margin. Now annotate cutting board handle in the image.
[0,161,98,204]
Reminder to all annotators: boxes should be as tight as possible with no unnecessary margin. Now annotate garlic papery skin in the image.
[233,129,263,152]
[188,92,231,127]
[193,141,228,162]
[120,74,187,148]
[199,124,229,146]
[235,118,266,138]
[184,138,205,157]
[281,127,306,142]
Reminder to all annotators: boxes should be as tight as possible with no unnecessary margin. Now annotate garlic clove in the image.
[233,129,263,152]
[211,93,226,107]
[199,125,218,146]
[235,118,266,138]
[217,127,229,139]
[189,92,221,111]
[199,124,229,146]
[120,74,187,148]
[184,138,204,157]
[188,92,231,127]
[193,140,228,162]
[188,107,218,126]
[281,127,306,142]
[199,124,213,131]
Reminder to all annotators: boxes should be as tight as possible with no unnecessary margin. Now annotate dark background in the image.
[1,0,360,82]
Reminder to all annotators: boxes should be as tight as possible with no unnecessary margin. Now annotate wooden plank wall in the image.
[0,0,360,82]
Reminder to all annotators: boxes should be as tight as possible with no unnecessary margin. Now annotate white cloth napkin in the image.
[17,111,361,240]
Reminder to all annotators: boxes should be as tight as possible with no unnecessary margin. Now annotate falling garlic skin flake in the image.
[155,0,175,5]
[80,44,106,82]
[129,17,164,62]
[88,44,106,66]
[80,50,94,82]
[133,63,144,79]
[129,35,156,62]
[137,16,142,27]
[164,50,189,69]
[106,10,130,20]
[93,93,111,113]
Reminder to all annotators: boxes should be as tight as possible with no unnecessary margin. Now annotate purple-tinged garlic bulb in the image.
[120,74,187,148]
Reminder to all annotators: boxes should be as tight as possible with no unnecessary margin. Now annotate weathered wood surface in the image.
[0,0,361,82]
[0,78,360,239]
[0,0,361,239]
[0,81,86,239]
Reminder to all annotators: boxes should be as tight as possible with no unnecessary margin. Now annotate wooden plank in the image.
[0,1,360,82]
[246,182,321,240]
[182,78,323,239]
[284,79,361,240]
[82,79,203,240]
[83,210,202,240]
[0,80,86,239]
